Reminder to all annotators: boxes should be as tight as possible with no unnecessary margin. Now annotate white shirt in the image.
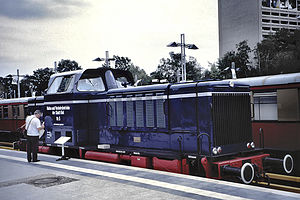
[25,115,42,136]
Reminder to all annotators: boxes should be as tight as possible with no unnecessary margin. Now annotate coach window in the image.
[277,89,300,121]
[12,105,20,118]
[3,106,8,119]
[0,106,2,119]
[77,77,105,92]
[24,105,29,117]
[253,92,277,121]
[47,75,75,94]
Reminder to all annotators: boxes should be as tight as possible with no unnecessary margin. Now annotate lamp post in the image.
[93,51,115,68]
[12,69,25,98]
[167,34,198,82]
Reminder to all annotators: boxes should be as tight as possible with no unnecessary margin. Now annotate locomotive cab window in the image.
[47,75,75,94]
[77,77,105,92]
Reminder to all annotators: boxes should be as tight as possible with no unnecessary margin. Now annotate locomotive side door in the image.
[75,71,107,147]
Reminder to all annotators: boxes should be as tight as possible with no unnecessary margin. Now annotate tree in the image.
[0,75,14,98]
[30,68,54,96]
[113,55,151,85]
[254,29,300,75]
[203,62,221,80]
[150,53,202,83]
[57,59,82,73]
[217,51,237,79]
[217,40,252,79]
[20,75,34,97]
[114,56,132,71]
[186,56,203,81]
[235,40,252,77]
[150,55,180,83]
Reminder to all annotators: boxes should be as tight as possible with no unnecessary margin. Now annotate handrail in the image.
[259,128,264,148]
[177,136,183,173]
[197,133,211,156]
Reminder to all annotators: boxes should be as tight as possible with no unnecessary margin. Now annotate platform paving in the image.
[0,149,299,200]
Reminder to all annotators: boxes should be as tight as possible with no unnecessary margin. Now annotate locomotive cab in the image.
[32,68,134,149]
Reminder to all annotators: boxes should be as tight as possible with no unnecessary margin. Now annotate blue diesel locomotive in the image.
[27,67,293,184]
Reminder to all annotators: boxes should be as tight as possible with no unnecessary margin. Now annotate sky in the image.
[0,0,218,78]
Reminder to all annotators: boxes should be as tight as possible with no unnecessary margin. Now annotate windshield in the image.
[77,77,105,91]
[47,75,75,94]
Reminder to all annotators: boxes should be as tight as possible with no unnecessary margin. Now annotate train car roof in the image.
[0,97,30,105]
[234,72,300,87]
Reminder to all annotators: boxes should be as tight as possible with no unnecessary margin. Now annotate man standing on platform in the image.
[25,110,44,162]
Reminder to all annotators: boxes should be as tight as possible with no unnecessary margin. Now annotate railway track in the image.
[256,173,300,193]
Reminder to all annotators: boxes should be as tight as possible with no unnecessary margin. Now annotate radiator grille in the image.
[212,93,252,146]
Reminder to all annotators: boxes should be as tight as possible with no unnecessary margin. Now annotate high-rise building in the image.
[218,0,300,58]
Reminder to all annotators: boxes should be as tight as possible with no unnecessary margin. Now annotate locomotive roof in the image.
[108,79,249,95]
[50,70,84,79]
[48,68,134,86]
[235,72,300,87]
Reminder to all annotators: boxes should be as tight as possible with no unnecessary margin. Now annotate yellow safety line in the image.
[0,142,13,146]
[257,181,300,194]
[0,146,14,150]
[266,173,300,183]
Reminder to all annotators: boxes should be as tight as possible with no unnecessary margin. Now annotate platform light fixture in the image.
[167,34,198,82]
[93,51,115,68]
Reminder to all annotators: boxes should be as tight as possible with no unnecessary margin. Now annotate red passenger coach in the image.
[0,97,29,142]
[237,73,300,175]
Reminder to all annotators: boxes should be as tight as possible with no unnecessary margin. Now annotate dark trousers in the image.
[27,136,39,162]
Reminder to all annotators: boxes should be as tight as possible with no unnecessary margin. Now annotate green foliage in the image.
[114,56,132,71]
[254,29,300,75]
[150,53,202,83]
[150,56,180,83]
[186,57,203,81]
[57,59,82,73]
[20,75,33,97]
[211,29,300,80]
[30,68,54,96]
[203,63,221,80]
[217,40,252,79]
[113,55,151,85]
[0,75,14,98]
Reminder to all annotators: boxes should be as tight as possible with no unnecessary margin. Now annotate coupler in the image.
[263,154,294,174]
[221,163,255,184]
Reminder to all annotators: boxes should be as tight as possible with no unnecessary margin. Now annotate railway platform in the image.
[0,149,299,200]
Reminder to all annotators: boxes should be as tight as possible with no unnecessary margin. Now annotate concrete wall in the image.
[218,0,261,58]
